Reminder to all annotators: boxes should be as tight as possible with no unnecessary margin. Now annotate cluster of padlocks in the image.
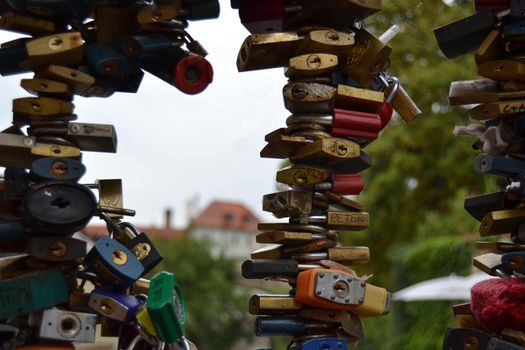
[435,0,525,349]
[231,1,421,349]
[0,0,219,349]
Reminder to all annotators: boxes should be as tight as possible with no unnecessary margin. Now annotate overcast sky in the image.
[0,0,289,228]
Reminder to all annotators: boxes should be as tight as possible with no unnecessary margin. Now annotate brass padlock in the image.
[470,100,525,120]
[24,32,84,68]
[475,30,505,64]
[36,65,95,95]
[480,209,525,236]
[285,53,339,78]
[0,12,56,35]
[296,30,355,56]
[249,294,301,315]
[478,60,525,82]
[237,32,301,71]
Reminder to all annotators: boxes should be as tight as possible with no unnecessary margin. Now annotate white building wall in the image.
[190,227,263,260]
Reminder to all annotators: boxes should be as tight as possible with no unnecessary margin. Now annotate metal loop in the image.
[286,115,332,127]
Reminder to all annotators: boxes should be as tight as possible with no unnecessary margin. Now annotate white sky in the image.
[0,0,286,228]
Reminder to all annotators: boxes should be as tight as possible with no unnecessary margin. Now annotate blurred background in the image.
[0,0,499,348]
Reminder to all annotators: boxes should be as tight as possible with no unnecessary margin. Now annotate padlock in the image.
[283,82,336,114]
[433,11,499,59]
[242,259,320,279]
[116,222,163,275]
[146,271,186,344]
[36,65,95,96]
[290,137,361,166]
[96,179,124,220]
[501,329,525,346]
[473,253,506,275]
[470,99,525,119]
[443,328,492,350]
[66,122,117,153]
[479,60,525,82]
[321,190,364,212]
[292,246,370,265]
[476,241,525,253]
[23,32,84,68]
[475,30,505,64]
[4,0,96,20]
[26,236,86,261]
[344,28,391,87]
[277,165,330,186]
[0,269,69,320]
[260,128,310,159]
[237,32,301,71]
[298,337,348,350]
[36,309,96,343]
[24,182,96,235]
[297,30,355,56]
[314,174,364,196]
[336,84,385,114]
[256,230,334,245]
[303,211,369,231]
[120,35,173,58]
[84,236,144,288]
[12,97,74,118]
[30,158,85,183]
[0,253,28,270]
[136,3,180,24]
[84,43,140,77]
[488,338,525,349]
[285,53,339,78]
[0,12,57,36]
[503,18,525,40]
[95,3,136,44]
[448,79,508,105]
[88,289,142,324]
[4,167,29,199]
[331,109,382,142]
[249,240,336,260]
[142,47,213,95]
[255,316,330,336]
[13,342,75,350]
[474,154,525,177]
[262,190,313,218]
[480,209,525,236]
[20,79,71,97]
[0,220,25,243]
[464,192,513,221]
[249,295,301,315]
[295,268,390,317]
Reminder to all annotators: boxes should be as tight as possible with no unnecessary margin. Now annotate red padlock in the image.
[331,108,382,142]
[377,75,400,129]
[331,174,364,195]
[174,55,214,95]
[474,0,510,10]
[239,0,286,33]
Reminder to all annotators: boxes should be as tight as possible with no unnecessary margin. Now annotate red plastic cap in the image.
[174,55,214,95]
[332,174,364,196]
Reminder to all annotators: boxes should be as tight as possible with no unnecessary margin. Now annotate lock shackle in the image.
[286,114,332,127]
[378,74,400,103]
[126,334,145,350]
[117,221,141,238]
[98,212,119,238]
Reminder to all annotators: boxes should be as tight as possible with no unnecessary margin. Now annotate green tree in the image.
[150,238,252,350]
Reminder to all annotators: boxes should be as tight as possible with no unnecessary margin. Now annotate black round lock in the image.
[24,181,96,235]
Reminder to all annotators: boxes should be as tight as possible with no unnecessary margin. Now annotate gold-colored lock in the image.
[283,82,336,113]
[343,28,391,87]
[249,295,301,315]
[326,211,369,231]
[473,253,502,276]
[292,138,360,164]
[20,79,70,97]
[326,246,370,265]
[276,165,330,186]
[297,30,355,56]
[285,53,338,78]
[476,241,525,253]
[470,100,525,120]
[478,60,525,82]
[250,245,284,259]
[36,65,95,95]
[449,79,525,105]
[256,231,324,244]
[336,84,384,113]
[97,179,124,220]
[355,284,390,317]
[387,83,422,123]
[479,209,525,236]
[132,243,151,261]
[260,128,309,159]
[96,4,137,43]
[13,97,74,117]
[237,32,301,71]
[324,191,364,212]
[0,12,56,35]
[262,191,313,218]
[475,30,505,65]
[24,32,84,68]
[131,278,150,295]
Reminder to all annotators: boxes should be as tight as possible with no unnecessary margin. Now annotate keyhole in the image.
[51,197,70,208]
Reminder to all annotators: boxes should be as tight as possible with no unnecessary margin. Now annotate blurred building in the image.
[188,200,261,260]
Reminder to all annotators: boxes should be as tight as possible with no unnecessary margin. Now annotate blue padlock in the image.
[84,236,144,288]
[84,43,141,77]
[0,220,25,243]
[255,317,306,336]
[300,338,347,350]
[88,289,142,324]
[30,158,86,183]
[475,154,525,178]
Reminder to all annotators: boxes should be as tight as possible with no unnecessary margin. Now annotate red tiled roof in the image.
[83,225,186,240]
[192,200,260,231]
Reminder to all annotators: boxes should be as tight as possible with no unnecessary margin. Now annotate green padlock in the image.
[146,271,186,343]
[0,269,69,320]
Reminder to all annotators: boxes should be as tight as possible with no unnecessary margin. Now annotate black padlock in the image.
[116,222,163,276]
[24,181,96,235]
[4,167,29,199]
